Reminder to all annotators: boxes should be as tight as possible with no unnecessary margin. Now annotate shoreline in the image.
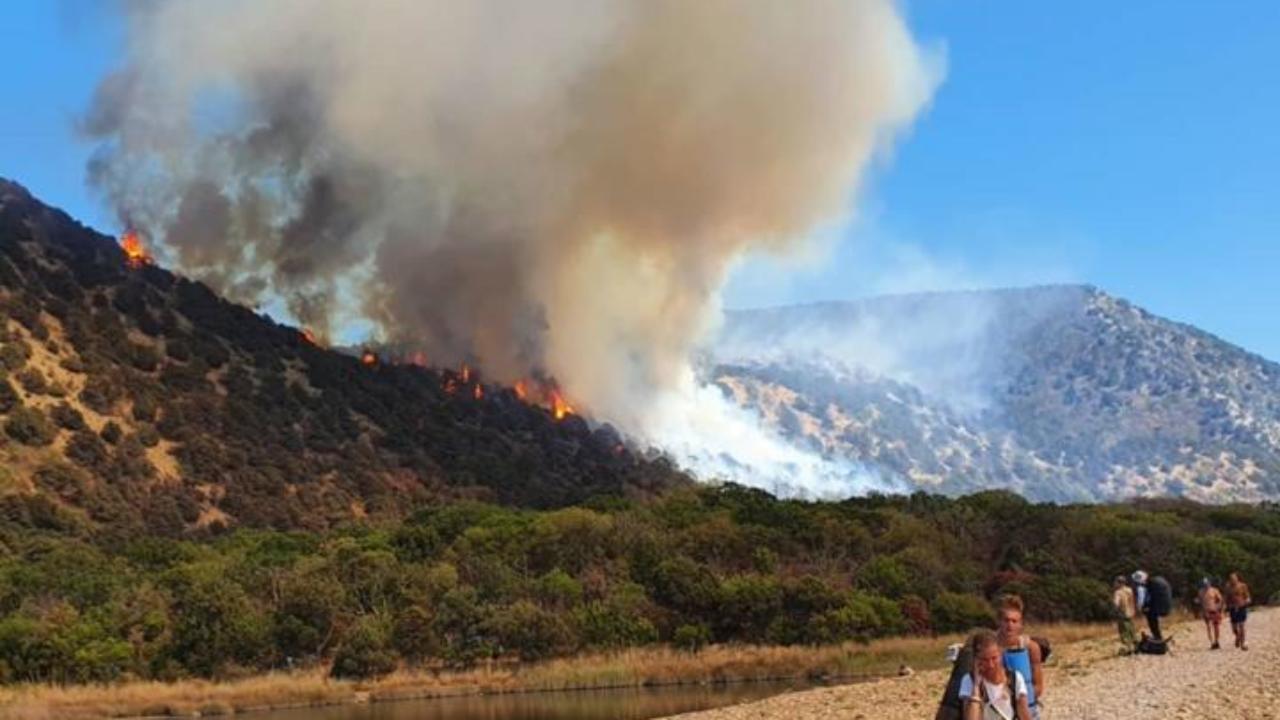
[0,623,1113,719]
[661,608,1275,720]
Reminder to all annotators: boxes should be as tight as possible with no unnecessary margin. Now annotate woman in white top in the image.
[960,630,1032,720]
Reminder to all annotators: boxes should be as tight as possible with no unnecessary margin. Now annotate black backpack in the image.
[934,644,972,720]
[1137,635,1168,654]
[1148,576,1173,616]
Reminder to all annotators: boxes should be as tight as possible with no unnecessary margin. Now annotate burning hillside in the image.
[81,1,940,497]
[0,179,677,533]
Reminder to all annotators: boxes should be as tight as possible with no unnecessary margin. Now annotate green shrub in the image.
[672,623,711,653]
[575,600,659,649]
[931,592,993,634]
[0,340,31,371]
[996,576,1112,623]
[51,402,86,430]
[330,616,398,679]
[100,421,123,445]
[5,406,55,445]
[16,367,47,395]
[33,462,89,503]
[66,431,110,470]
[717,574,783,642]
[486,600,575,661]
[391,605,441,663]
[811,592,906,643]
[0,378,19,413]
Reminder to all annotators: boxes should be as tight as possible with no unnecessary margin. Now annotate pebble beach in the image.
[664,609,1277,720]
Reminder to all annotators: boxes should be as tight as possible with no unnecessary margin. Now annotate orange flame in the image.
[508,378,576,420]
[473,384,484,400]
[120,231,152,269]
[302,328,318,345]
[361,350,378,366]
[460,363,471,384]
[550,389,574,421]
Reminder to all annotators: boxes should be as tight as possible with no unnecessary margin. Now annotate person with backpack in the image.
[1224,572,1252,651]
[995,594,1044,720]
[958,629,1032,720]
[1132,570,1172,641]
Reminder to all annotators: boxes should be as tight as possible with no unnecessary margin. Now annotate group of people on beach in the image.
[938,571,1256,720]
[1111,570,1253,652]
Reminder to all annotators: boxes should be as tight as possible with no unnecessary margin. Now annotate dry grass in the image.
[0,620,1116,718]
[0,672,348,719]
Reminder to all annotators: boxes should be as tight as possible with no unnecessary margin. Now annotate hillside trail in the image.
[662,608,1278,720]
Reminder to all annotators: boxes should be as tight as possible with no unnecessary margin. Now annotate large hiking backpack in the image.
[934,636,1051,720]
[934,644,972,720]
[1148,576,1173,616]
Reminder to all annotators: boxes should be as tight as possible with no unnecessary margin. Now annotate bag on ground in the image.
[1137,635,1168,655]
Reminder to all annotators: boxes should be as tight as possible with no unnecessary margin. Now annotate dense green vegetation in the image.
[0,484,1276,683]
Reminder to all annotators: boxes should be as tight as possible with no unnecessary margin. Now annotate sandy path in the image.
[663,609,1277,720]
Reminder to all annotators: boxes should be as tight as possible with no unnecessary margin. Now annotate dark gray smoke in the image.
[84,0,940,452]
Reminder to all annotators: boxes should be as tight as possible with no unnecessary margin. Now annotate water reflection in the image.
[258,680,812,720]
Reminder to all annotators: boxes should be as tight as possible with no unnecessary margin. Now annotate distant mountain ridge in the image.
[712,285,1280,502]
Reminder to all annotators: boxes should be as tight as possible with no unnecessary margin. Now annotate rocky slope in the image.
[712,286,1280,502]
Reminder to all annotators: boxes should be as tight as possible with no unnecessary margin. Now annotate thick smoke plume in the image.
[85,1,939,493]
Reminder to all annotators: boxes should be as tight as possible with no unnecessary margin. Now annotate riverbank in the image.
[0,622,1112,718]
[662,608,1276,720]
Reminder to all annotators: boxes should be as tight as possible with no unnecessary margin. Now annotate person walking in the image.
[1112,575,1137,652]
[959,629,1032,720]
[1197,577,1225,650]
[1224,572,1252,651]
[995,595,1044,720]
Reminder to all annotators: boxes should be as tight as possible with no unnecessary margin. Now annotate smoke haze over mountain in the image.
[83,1,940,495]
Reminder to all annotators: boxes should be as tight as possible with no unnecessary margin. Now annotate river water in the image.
[253,680,815,720]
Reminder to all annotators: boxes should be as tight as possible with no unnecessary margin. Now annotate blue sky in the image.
[3,2,1278,361]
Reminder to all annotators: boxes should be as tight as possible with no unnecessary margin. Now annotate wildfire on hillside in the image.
[120,231,152,269]
[509,376,576,421]
[353,352,578,421]
[301,328,320,346]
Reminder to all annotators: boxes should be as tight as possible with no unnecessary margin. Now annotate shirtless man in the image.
[1197,577,1225,650]
[1224,572,1252,651]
